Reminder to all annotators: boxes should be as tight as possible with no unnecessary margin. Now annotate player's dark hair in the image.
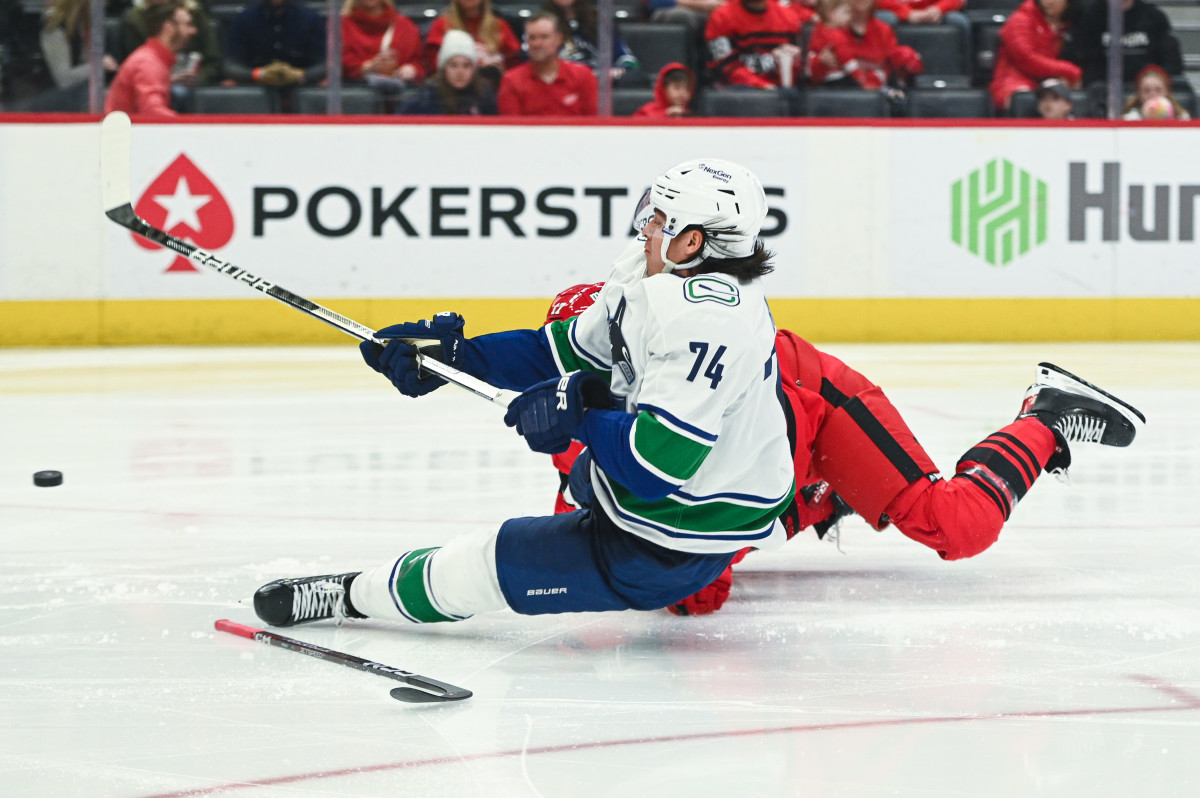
[680,225,774,284]
[699,241,775,284]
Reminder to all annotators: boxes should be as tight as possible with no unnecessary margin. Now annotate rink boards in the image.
[1,117,1198,344]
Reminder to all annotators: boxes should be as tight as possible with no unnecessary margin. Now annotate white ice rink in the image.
[1,342,1197,798]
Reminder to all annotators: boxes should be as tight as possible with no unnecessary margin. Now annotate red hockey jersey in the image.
[705,0,812,88]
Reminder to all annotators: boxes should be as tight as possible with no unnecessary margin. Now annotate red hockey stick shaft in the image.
[214,619,472,703]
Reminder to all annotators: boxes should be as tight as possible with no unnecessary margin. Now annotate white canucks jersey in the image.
[545,244,795,554]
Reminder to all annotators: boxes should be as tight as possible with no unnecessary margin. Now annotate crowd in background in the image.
[0,0,1194,119]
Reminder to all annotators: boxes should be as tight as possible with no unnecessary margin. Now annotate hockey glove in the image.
[504,371,611,455]
[667,565,733,616]
[360,312,465,397]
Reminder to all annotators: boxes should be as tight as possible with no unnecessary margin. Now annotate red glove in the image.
[667,565,734,615]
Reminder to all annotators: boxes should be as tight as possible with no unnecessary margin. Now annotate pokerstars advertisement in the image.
[101,124,806,300]
[4,121,1200,304]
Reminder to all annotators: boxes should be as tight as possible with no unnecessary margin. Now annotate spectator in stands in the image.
[105,0,196,118]
[40,0,118,89]
[989,0,1081,112]
[342,0,425,98]
[875,0,971,53]
[399,28,498,113]
[1122,62,1191,118]
[632,61,696,116]
[540,0,640,81]
[116,0,221,88]
[1035,76,1075,117]
[1064,0,1182,85]
[498,12,598,115]
[807,0,923,90]
[424,0,523,87]
[706,0,812,89]
[224,0,326,89]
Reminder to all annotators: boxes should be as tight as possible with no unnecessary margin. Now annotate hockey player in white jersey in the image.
[251,158,799,627]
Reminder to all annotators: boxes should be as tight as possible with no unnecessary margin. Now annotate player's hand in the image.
[504,371,611,454]
[667,565,733,615]
[361,312,466,397]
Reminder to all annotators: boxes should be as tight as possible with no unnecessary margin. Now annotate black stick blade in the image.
[390,686,472,703]
[389,674,473,703]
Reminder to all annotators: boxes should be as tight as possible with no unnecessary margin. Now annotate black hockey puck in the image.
[33,470,63,488]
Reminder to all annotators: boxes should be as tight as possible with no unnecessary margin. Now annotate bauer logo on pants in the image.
[133,154,235,273]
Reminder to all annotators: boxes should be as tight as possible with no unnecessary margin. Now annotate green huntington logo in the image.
[951,159,1048,266]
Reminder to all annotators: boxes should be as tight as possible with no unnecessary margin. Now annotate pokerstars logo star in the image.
[133,154,234,272]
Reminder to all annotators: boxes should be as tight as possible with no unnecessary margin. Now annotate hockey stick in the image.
[214,619,472,703]
[99,112,518,408]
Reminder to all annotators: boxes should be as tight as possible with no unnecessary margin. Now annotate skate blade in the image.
[1035,362,1147,430]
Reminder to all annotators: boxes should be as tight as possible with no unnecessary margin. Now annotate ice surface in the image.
[1,343,1197,797]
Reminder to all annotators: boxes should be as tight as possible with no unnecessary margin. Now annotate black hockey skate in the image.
[1018,362,1146,449]
[252,572,365,627]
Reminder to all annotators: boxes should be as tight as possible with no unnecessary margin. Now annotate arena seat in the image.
[617,22,695,79]
[970,16,1006,86]
[191,85,279,113]
[907,87,992,118]
[612,87,656,116]
[295,86,384,115]
[895,24,970,78]
[698,89,790,117]
[802,89,889,118]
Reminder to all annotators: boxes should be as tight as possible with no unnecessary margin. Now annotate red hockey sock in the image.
[954,417,1056,521]
[885,418,1057,560]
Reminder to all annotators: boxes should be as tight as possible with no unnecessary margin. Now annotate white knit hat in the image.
[438,30,477,70]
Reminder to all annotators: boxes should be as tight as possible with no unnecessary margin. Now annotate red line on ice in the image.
[139,675,1200,798]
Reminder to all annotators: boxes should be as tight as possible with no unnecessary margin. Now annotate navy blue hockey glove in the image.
[360,312,465,397]
[504,371,611,455]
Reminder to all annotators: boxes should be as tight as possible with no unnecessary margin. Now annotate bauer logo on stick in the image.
[133,154,234,274]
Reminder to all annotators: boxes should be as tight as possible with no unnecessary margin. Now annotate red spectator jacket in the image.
[341,7,425,82]
[104,38,176,119]
[632,61,696,117]
[705,0,812,88]
[875,0,963,20]
[497,59,598,116]
[424,14,522,75]
[990,0,1082,109]
[807,18,921,89]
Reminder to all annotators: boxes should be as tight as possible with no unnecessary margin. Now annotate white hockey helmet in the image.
[645,158,768,273]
